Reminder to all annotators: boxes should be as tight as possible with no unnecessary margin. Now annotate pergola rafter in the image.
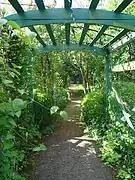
[90,0,133,46]
[79,0,100,45]
[35,0,57,46]
[4,0,135,55]
[8,0,46,47]
[64,0,72,45]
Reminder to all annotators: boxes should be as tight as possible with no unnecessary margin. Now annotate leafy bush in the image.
[53,87,68,109]
[81,91,106,136]
[81,81,135,180]
[33,91,54,128]
[113,81,135,109]
[100,91,135,180]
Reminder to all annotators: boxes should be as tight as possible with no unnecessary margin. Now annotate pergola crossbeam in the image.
[38,44,105,56]
[79,0,100,45]
[90,0,133,47]
[35,0,56,46]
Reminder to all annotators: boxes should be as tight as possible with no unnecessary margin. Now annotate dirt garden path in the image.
[30,98,115,180]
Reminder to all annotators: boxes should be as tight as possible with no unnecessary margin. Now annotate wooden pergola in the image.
[3,0,135,95]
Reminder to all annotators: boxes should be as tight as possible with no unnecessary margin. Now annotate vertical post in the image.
[28,56,35,123]
[105,48,112,99]
[104,48,112,128]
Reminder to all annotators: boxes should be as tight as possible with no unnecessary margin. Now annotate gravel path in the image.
[30,98,115,180]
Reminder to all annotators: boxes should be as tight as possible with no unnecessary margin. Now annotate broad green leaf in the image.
[60,111,68,121]
[0,116,9,125]
[50,106,59,114]
[7,21,21,30]
[33,144,47,152]
[18,89,25,95]
[12,99,27,111]
[0,57,4,64]
[132,107,135,112]
[3,140,14,150]
[2,79,13,85]
[15,110,21,118]
[6,133,15,140]
[8,67,20,76]
[0,19,7,25]
[9,119,17,127]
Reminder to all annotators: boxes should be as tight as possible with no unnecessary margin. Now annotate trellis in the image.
[3,0,135,96]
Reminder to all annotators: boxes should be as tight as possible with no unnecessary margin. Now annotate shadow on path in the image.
[30,98,115,180]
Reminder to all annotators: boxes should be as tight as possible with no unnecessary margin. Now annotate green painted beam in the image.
[90,25,108,46]
[115,0,133,13]
[35,0,56,46]
[90,0,133,46]
[64,0,72,45]
[8,0,46,47]
[65,23,70,45]
[79,0,100,45]
[45,24,57,45]
[79,24,89,45]
[5,9,135,31]
[35,0,45,10]
[37,44,105,56]
[29,26,46,47]
[64,0,72,9]
[104,29,129,48]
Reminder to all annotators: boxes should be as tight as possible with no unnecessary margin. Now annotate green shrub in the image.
[53,87,68,109]
[33,91,54,128]
[81,81,135,179]
[113,81,135,109]
[81,91,106,136]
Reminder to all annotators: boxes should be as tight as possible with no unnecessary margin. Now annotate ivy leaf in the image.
[50,106,59,115]
[132,107,135,112]
[33,144,47,152]
[3,140,14,150]
[60,111,68,121]
[0,19,7,26]
[12,99,27,112]
[7,21,21,30]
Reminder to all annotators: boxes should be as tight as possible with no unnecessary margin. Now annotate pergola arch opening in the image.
[3,0,135,53]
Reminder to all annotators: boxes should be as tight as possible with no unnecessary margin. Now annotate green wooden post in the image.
[105,48,112,100]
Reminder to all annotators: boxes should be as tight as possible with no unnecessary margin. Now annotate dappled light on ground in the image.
[30,98,115,180]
